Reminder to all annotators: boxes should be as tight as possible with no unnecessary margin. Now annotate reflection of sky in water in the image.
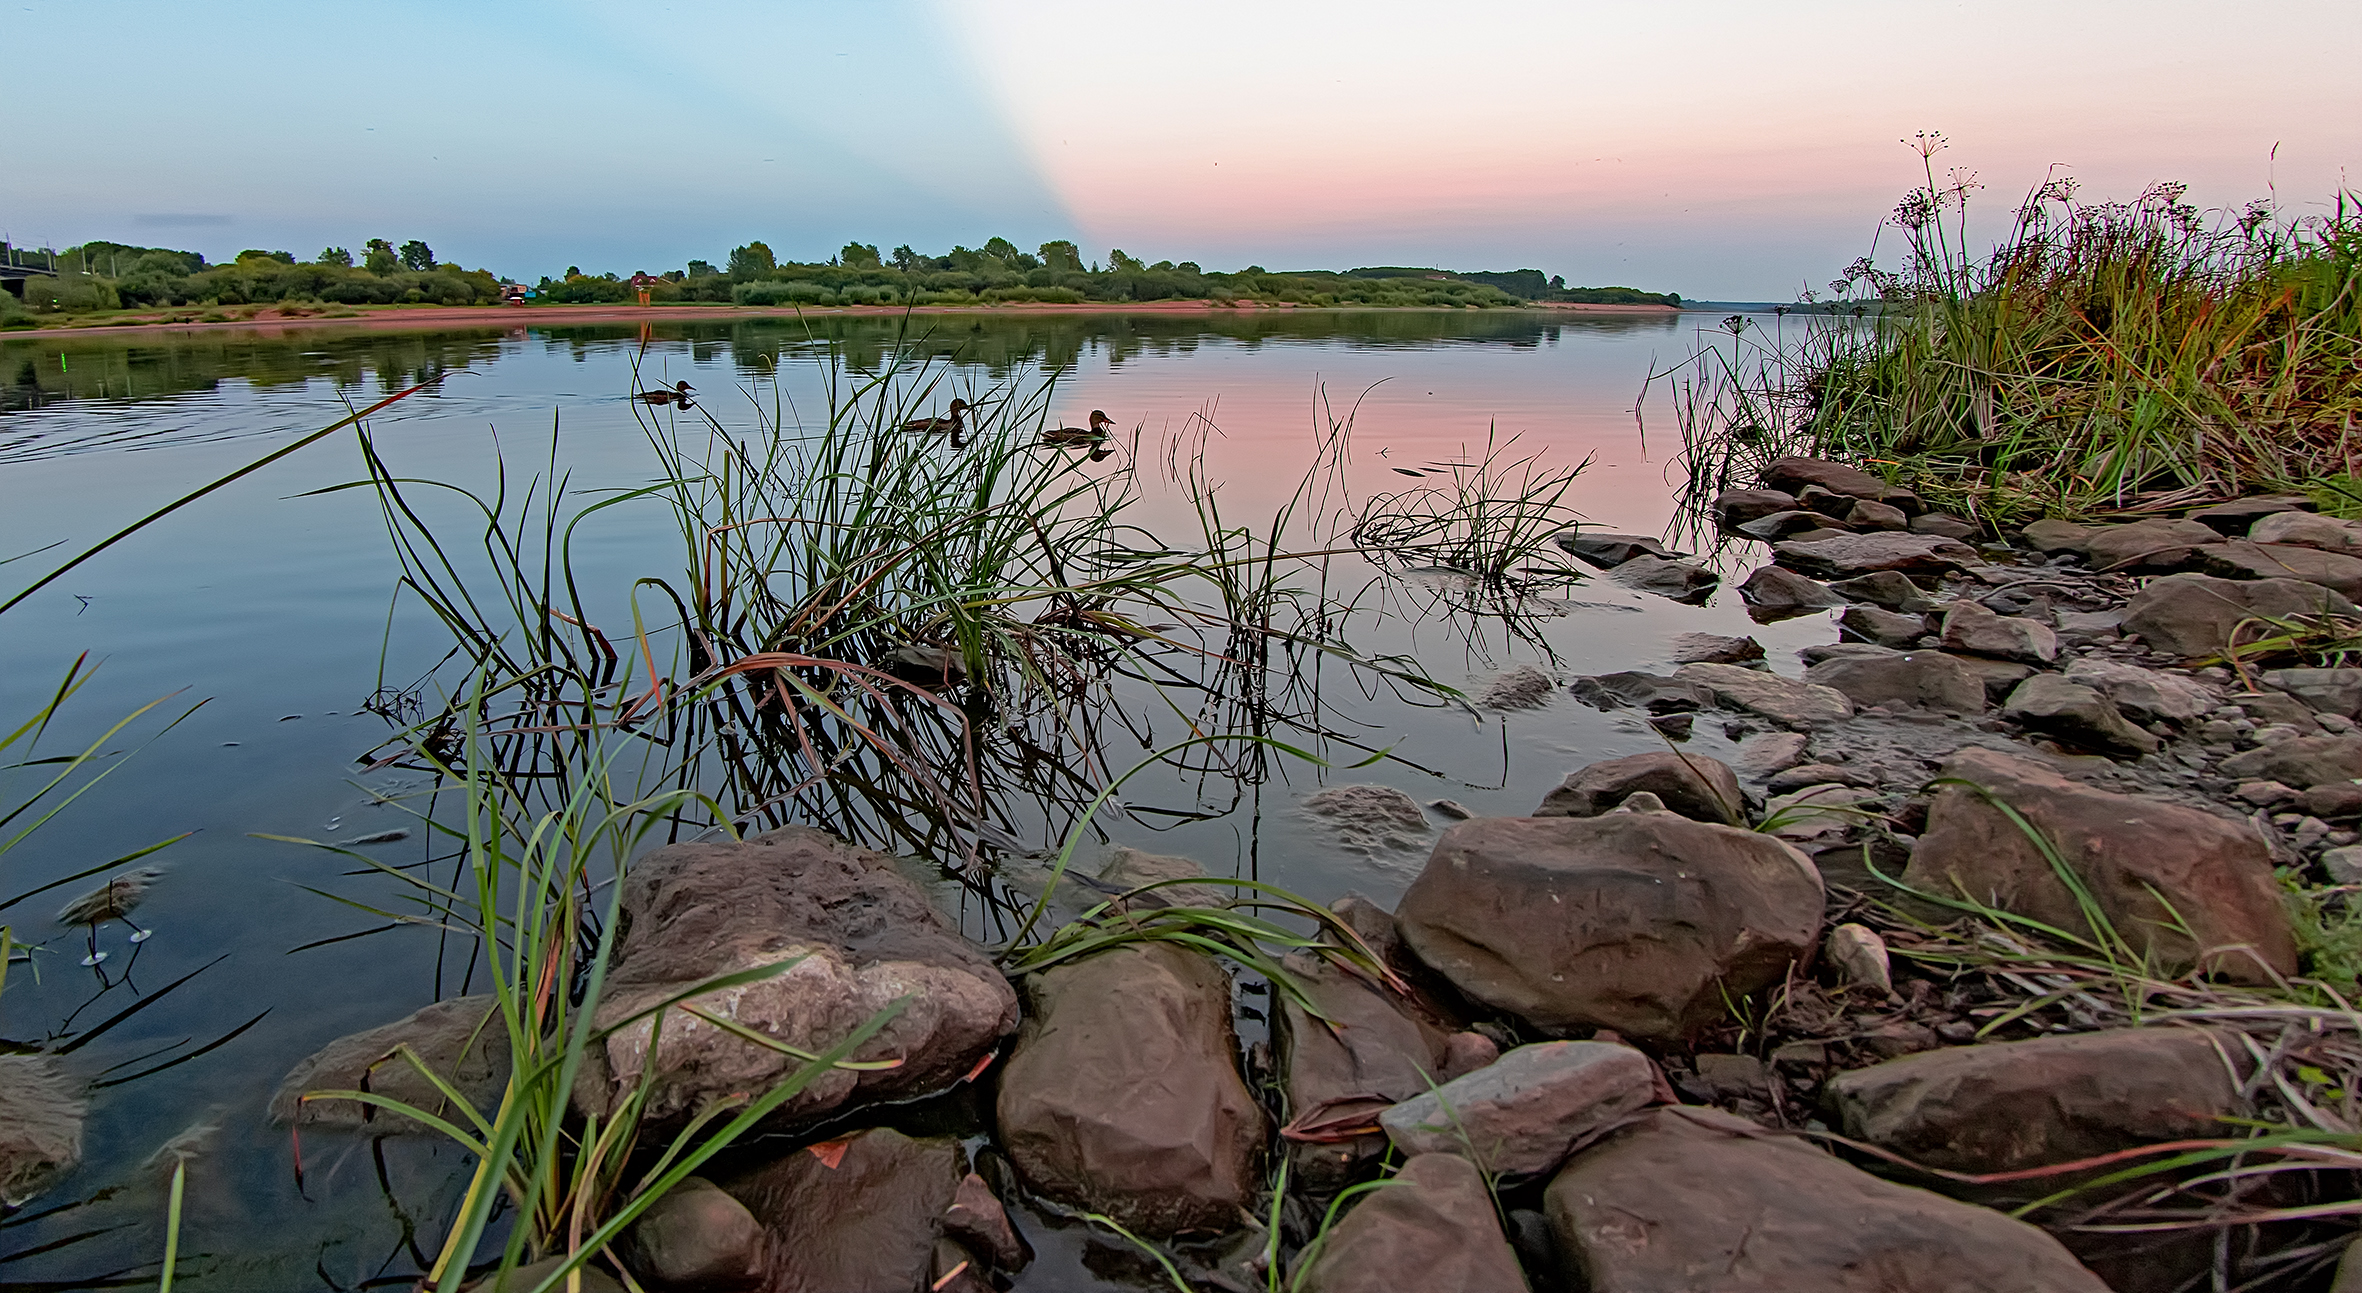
[0,316,1830,1288]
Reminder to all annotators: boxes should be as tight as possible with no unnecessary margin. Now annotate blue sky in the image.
[7,0,2358,298]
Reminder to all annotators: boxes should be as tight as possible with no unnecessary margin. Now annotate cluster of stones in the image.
[39,456,2353,1290]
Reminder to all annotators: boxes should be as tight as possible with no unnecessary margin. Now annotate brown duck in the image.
[633,380,695,409]
[899,398,971,448]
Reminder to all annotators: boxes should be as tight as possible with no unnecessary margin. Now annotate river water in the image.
[0,311,1826,1289]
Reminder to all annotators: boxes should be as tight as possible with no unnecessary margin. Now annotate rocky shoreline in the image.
[22,456,2362,1290]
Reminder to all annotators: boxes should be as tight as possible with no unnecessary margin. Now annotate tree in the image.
[727,241,776,278]
[1549,274,1566,291]
[891,245,922,273]
[839,242,881,268]
[399,240,436,272]
[236,249,294,264]
[318,246,353,267]
[687,259,717,277]
[1038,240,1082,273]
[363,239,399,275]
[1107,248,1146,274]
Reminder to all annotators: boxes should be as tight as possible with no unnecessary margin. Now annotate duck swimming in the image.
[898,398,971,448]
[1041,409,1115,447]
[634,380,695,409]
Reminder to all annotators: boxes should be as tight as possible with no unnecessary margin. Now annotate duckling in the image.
[898,398,971,448]
[634,380,695,409]
[57,865,163,966]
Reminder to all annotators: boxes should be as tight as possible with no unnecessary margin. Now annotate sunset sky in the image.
[8,0,2357,298]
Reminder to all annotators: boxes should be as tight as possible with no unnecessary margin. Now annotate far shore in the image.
[3,297,1682,340]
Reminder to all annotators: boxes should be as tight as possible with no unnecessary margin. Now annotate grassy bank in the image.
[1663,138,2362,522]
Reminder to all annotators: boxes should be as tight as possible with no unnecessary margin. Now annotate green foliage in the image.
[726,241,775,277]
[1347,266,1676,305]
[319,245,352,267]
[235,249,295,264]
[399,239,436,272]
[1038,239,1082,272]
[363,238,399,275]
[838,241,880,268]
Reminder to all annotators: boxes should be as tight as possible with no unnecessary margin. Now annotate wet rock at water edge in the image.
[1098,845,1227,909]
[1274,948,1453,1185]
[1738,565,1847,620]
[616,1176,767,1291]
[270,995,508,1133]
[1761,456,1920,511]
[1710,486,1798,528]
[2219,735,2362,788]
[943,1172,1031,1272]
[1739,509,1855,541]
[1838,604,1931,648]
[718,1128,964,1293]
[1668,631,1765,664]
[1566,670,1715,714]
[997,943,1264,1236]
[1905,747,2297,981]
[1396,812,1824,1042]
[0,1055,85,1207]
[1775,532,1977,578]
[1301,783,1432,855]
[1829,569,1939,613]
[2119,573,2360,659]
[1732,731,1809,781]
[1533,750,1744,825]
[1553,529,1683,569]
[1475,663,1555,710]
[590,827,1018,1127]
[1606,555,1720,603]
[1545,1106,2112,1292]
[2083,518,2224,572]
[1292,1154,1530,1293]
[1765,762,1876,794]
[2200,539,2362,598]
[1825,1028,2245,1177]
[2060,658,2216,725]
[1940,599,2058,664]
[1806,650,1983,716]
[1674,661,1855,726]
[2002,674,2160,757]
[1380,1040,1660,1176]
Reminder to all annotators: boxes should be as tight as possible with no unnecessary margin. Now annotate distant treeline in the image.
[4,233,1678,320]
[3,238,503,318]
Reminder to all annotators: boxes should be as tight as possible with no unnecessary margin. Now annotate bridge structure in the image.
[1,246,59,298]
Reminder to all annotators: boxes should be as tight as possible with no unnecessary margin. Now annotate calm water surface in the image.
[0,312,1821,1289]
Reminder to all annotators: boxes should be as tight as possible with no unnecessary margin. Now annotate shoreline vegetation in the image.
[0,234,1682,335]
[1665,137,2362,522]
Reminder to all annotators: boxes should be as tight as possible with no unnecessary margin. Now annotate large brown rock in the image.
[996,943,1264,1236]
[1544,1107,2110,1292]
[2001,674,2160,757]
[1534,750,1742,824]
[1294,1154,1530,1293]
[1738,564,1847,621]
[1904,748,2296,981]
[1674,661,1854,726]
[1806,651,1984,715]
[1774,532,1976,578]
[2119,572,2360,659]
[1824,1028,2244,1176]
[617,1176,766,1291]
[1274,950,1450,1185]
[719,1128,962,1293]
[1397,812,1824,1042]
[2219,734,2362,787]
[1763,457,1918,509]
[1940,600,2058,664]
[2201,539,2362,598]
[0,1055,84,1207]
[2082,518,2223,572]
[1380,1040,1659,1176]
[270,995,507,1133]
[2250,509,2362,553]
[1710,487,1798,528]
[591,827,1018,1126]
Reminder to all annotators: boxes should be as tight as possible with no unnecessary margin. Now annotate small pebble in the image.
[1426,799,1474,820]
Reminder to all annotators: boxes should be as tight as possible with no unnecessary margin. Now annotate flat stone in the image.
[1738,565,1847,621]
[1276,950,1450,1185]
[1911,511,1981,540]
[1766,763,1876,794]
[1941,600,2058,664]
[1474,663,1556,711]
[2002,674,2159,756]
[1711,487,1799,528]
[1797,484,1861,517]
[1669,632,1765,664]
[1380,1041,1659,1176]
[2220,735,2362,788]
[2250,510,2362,553]
[2054,609,2126,641]
[1839,604,1929,648]
[1806,651,1984,715]
[1905,747,2296,981]
[2234,780,2299,807]
[1097,846,1226,909]
[1826,1028,2244,1175]
[1397,814,1824,1042]
[2059,659,2216,724]
[617,1176,766,1292]
[1674,662,1855,726]
[2304,784,2362,818]
[1775,532,1976,578]
[2262,668,2362,717]
[1545,1107,2112,1292]
[1847,498,1910,531]
[1762,784,1879,842]
[1762,457,1919,509]
[1567,670,1716,714]
[2186,495,2316,534]
[1553,530,1684,569]
[2234,690,2322,730]
[1733,731,1810,780]
[1798,641,1897,666]
[2019,519,2095,555]
[2084,518,2224,572]
[720,1128,962,1293]
[1292,1154,1529,1293]
[1607,555,1720,603]
[2323,846,2362,884]
[998,944,1264,1236]
[2201,540,2362,598]
[591,828,1018,1127]
[1302,784,1432,855]
[1534,751,1743,825]
[1947,654,2037,704]
[0,1056,84,1207]
[2121,572,2361,659]
[1829,569,1939,613]
[1740,509,1854,541]
[271,996,508,1133]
